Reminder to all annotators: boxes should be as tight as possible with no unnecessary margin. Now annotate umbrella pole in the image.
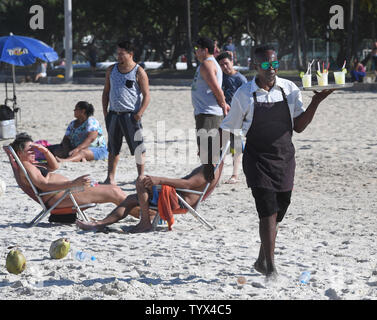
[11,64,19,127]
[5,80,8,103]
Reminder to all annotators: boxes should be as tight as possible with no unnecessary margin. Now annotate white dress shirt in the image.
[220,75,305,136]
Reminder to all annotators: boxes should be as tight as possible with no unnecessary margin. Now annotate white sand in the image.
[0,83,376,300]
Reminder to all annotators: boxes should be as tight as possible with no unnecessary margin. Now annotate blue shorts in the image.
[148,186,186,209]
[89,146,108,160]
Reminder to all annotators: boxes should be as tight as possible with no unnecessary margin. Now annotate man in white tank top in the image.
[191,37,230,154]
[102,41,150,185]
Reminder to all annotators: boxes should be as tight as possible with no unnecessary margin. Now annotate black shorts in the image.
[106,111,146,156]
[195,114,223,149]
[251,188,292,222]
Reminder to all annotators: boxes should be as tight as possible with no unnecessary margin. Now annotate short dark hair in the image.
[75,101,94,117]
[10,132,33,153]
[216,51,233,63]
[195,37,214,55]
[254,45,276,59]
[117,40,135,54]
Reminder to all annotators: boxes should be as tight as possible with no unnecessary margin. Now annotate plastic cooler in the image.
[0,119,16,139]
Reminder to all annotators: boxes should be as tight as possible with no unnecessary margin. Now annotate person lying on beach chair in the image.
[76,140,229,233]
[10,133,126,210]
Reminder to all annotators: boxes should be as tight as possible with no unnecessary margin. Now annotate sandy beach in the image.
[0,82,376,300]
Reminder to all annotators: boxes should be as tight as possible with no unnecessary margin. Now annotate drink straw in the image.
[306,63,310,75]
[341,60,346,69]
[306,59,314,75]
[327,62,330,70]
[317,61,320,73]
[322,62,325,73]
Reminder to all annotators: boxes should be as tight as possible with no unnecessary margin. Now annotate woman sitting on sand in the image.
[48,101,108,162]
[10,132,125,209]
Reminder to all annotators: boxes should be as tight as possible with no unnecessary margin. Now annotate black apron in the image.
[242,86,295,191]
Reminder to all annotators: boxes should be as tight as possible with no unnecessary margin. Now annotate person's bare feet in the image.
[253,259,267,275]
[225,176,239,184]
[129,220,153,233]
[265,268,279,281]
[76,219,105,231]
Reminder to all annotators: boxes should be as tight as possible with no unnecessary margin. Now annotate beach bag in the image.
[0,105,14,121]
[48,213,77,223]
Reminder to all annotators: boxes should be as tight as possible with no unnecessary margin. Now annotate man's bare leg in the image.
[254,222,279,275]
[136,152,145,177]
[130,178,153,233]
[103,153,119,185]
[76,194,139,231]
[257,213,279,279]
[232,153,242,180]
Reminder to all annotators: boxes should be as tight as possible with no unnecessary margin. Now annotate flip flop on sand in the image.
[225,177,239,184]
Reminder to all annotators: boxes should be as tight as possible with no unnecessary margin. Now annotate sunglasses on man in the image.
[259,61,280,70]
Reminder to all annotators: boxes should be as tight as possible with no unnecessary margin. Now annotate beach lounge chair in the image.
[150,140,231,231]
[3,145,94,227]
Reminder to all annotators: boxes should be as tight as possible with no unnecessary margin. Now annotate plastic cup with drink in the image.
[300,60,314,88]
[333,60,347,85]
[316,71,328,86]
[316,60,330,86]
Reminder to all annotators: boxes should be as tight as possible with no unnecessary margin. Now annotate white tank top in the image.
[191,56,223,116]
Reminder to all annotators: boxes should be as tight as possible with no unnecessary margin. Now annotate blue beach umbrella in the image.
[0,33,58,123]
[0,33,58,66]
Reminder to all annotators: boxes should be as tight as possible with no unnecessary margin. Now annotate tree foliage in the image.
[0,0,374,69]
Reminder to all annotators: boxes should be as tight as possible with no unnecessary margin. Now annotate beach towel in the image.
[157,185,187,231]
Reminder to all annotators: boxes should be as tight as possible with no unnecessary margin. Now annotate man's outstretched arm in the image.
[294,89,334,133]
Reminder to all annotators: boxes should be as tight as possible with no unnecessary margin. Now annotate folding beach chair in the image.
[3,145,94,227]
[151,140,231,231]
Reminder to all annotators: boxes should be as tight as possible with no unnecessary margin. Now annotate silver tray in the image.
[300,83,354,91]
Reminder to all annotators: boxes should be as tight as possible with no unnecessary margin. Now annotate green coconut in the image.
[6,249,26,275]
[49,238,70,259]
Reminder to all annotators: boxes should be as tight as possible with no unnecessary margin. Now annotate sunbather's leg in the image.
[130,177,153,233]
[76,194,138,231]
[47,184,126,208]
